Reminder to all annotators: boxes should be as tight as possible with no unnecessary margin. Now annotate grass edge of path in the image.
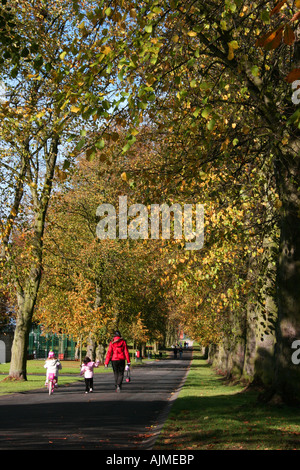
[153,354,300,451]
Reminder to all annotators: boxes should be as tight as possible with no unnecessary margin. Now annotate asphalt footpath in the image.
[0,350,193,451]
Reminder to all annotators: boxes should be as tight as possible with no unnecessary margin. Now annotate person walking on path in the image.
[80,356,100,393]
[105,331,131,392]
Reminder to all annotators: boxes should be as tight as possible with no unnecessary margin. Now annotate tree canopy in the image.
[0,0,299,403]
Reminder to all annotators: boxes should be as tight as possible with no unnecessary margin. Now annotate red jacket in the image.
[105,336,130,365]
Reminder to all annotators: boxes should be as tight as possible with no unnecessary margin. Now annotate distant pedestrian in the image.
[173,346,178,359]
[135,349,141,362]
[105,331,131,392]
[179,346,183,359]
[80,356,100,393]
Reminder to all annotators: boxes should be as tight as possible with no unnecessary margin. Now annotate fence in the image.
[28,327,76,360]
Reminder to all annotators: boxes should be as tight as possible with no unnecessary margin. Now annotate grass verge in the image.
[154,355,300,450]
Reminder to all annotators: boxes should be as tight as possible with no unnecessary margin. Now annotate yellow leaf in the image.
[187,31,197,37]
[172,35,179,43]
[228,40,239,58]
[70,105,80,113]
[227,42,238,60]
[36,111,45,119]
[121,172,127,181]
[100,45,112,55]
[231,40,239,49]
[61,99,69,110]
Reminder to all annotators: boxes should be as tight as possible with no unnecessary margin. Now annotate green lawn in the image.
[0,359,83,375]
[154,356,300,450]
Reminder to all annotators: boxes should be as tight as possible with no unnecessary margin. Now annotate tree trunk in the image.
[9,297,32,380]
[243,303,276,387]
[243,235,277,386]
[9,266,42,379]
[272,148,300,403]
[86,279,106,361]
[210,340,230,375]
[96,342,106,363]
[9,136,59,380]
[228,338,245,381]
[86,336,96,361]
[227,308,246,381]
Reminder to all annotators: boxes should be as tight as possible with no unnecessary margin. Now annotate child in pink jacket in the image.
[80,356,100,393]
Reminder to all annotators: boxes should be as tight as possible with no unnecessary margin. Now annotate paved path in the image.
[0,352,192,450]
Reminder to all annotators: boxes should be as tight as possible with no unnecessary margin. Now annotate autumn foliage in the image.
[0,0,300,403]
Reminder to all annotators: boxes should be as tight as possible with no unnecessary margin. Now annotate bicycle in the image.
[48,373,56,395]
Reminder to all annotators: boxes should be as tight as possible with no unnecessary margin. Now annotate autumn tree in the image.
[2,0,299,404]
[106,0,300,402]
[33,144,174,360]
[0,0,135,379]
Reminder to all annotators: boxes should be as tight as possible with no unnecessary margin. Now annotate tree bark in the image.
[86,279,104,361]
[272,147,300,403]
[9,136,59,380]
[9,229,44,379]
[243,303,276,387]
[86,336,96,361]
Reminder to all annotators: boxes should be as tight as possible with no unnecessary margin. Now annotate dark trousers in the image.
[111,360,125,388]
[85,377,93,392]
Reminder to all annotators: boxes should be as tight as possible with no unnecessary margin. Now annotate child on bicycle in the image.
[44,351,62,387]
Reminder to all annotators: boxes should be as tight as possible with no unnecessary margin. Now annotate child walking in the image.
[80,356,100,393]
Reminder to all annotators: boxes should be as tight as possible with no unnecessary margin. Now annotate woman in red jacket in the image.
[105,331,131,392]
